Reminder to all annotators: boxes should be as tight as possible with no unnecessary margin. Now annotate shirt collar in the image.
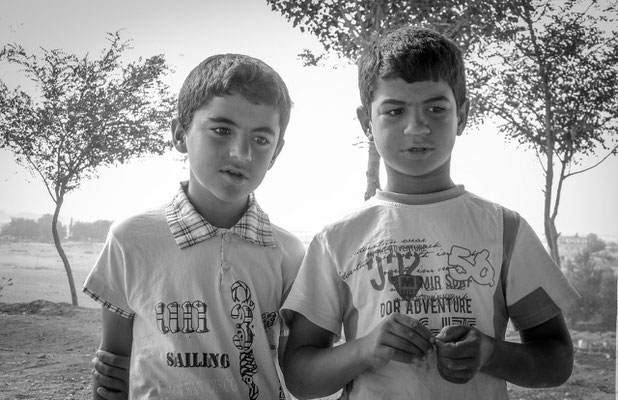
[373,185,466,206]
[166,182,276,249]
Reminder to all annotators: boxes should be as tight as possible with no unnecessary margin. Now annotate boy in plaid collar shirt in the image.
[84,53,305,400]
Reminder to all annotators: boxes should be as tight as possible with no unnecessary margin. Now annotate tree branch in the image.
[565,144,618,178]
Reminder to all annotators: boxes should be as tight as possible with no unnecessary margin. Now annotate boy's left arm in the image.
[436,313,573,387]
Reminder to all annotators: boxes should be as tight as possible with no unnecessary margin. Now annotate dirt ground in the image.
[0,241,616,399]
[0,300,615,400]
[0,301,99,400]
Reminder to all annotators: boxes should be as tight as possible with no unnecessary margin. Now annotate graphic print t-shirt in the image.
[282,186,578,400]
[84,188,305,400]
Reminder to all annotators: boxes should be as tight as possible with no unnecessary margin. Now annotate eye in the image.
[427,106,447,114]
[212,127,230,136]
[384,108,404,116]
[253,136,271,146]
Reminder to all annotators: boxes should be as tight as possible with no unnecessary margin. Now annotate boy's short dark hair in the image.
[358,26,467,115]
[178,53,292,141]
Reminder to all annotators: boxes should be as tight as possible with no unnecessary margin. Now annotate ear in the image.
[457,99,470,136]
[268,138,285,170]
[171,118,188,153]
[356,106,373,141]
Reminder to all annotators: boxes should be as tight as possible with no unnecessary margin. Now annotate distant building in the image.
[558,234,589,258]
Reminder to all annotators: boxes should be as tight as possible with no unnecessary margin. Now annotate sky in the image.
[1,0,617,244]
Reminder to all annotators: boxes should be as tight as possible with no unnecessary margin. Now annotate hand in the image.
[359,313,434,369]
[92,349,130,400]
[434,325,493,384]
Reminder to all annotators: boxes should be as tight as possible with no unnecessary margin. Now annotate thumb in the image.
[435,325,468,343]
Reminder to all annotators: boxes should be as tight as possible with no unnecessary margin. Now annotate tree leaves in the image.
[469,1,618,166]
[0,31,176,199]
[267,0,526,63]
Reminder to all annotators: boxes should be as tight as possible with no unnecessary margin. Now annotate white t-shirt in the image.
[84,184,305,400]
[282,186,578,400]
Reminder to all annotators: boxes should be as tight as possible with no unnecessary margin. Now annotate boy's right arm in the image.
[93,307,133,400]
[282,312,434,400]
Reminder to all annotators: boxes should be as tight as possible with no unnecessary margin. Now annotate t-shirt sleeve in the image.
[83,228,135,319]
[280,231,345,338]
[505,217,579,330]
[278,234,307,337]
[280,235,307,305]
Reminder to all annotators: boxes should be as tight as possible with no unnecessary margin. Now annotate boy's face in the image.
[365,78,468,194]
[173,92,283,213]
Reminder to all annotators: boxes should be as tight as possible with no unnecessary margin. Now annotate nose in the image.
[403,109,430,136]
[229,135,252,162]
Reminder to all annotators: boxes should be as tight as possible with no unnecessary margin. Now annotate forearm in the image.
[94,308,133,400]
[284,338,370,399]
[481,335,573,387]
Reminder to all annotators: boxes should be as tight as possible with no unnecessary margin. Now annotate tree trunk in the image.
[544,213,561,266]
[52,195,79,306]
[365,141,381,200]
[542,129,561,265]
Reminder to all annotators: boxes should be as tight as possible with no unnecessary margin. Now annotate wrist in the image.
[479,333,496,371]
[354,336,378,371]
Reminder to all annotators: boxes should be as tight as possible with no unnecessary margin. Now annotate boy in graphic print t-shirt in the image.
[281,27,579,400]
[84,54,305,399]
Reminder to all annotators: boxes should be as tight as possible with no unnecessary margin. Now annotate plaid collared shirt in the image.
[165,182,276,249]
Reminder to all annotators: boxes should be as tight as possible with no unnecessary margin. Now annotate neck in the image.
[384,161,454,195]
[186,187,249,229]
[385,178,455,195]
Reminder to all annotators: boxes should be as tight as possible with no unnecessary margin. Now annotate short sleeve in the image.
[279,233,307,305]
[277,231,306,336]
[280,232,345,338]
[505,218,579,330]
[83,227,135,318]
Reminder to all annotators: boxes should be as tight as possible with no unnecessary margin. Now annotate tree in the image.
[564,250,617,331]
[468,0,618,264]
[0,215,66,242]
[585,233,606,254]
[1,217,38,240]
[69,219,113,242]
[266,0,524,199]
[36,214,67,242]
[0,32,175,305]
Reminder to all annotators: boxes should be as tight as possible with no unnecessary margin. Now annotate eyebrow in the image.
[379,95,452,106]
[207,116,277,135]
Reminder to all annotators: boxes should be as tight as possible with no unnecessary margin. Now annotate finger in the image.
[382,331,430,359]
[393,314,434,343]
[437,353,478,370]
[93,369,128,392]
[437,366,474,384]
[386,323,433,356]
[435,337,480,359]
[96,350,131,369]
[390,314,435,353]
[435,325,469,343]
[94,359,130,381]
[97,387,128,400]
[437,356,477,381]
[383,345,420,364]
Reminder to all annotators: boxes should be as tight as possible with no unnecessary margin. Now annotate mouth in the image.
[221,168,248,181]
[401,146,433,159]
[404,146,432,153]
